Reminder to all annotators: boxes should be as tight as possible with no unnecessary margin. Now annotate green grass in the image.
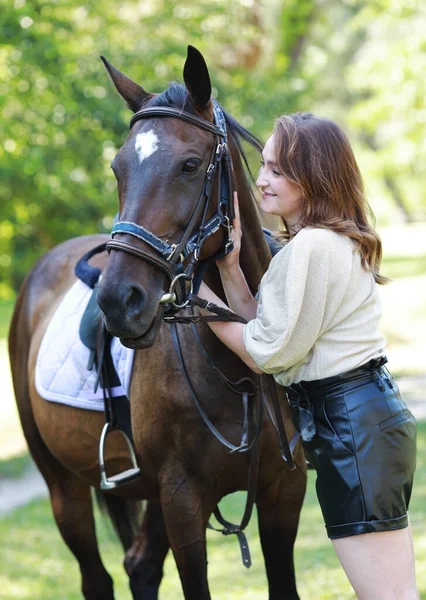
[0,422,425,599]
[382,253,426,281]
[0,339,27,459]
[0,451,31,479]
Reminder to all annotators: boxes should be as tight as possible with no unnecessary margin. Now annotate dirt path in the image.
[0,465,48,516]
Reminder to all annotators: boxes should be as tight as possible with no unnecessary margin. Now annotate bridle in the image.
[106,100,235,312]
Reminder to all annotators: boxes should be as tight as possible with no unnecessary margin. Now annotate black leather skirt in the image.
[287,357,417,539]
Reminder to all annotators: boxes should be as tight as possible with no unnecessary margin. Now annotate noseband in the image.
[106,100,234,312]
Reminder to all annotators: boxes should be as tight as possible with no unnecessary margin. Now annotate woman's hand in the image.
[217,191,242,271]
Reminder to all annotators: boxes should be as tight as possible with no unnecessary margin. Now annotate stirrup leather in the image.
[99,423,141,490]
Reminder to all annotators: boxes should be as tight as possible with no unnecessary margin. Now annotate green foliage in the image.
[1,0,424,294]
[0,298,15,337]
[346,1,426,217]
[300,0,426,222]
[0,0,311,295]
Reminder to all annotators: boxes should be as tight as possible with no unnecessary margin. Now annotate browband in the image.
[130,106,225,136]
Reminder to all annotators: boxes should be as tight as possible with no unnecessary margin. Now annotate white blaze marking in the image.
[134,130,159,164]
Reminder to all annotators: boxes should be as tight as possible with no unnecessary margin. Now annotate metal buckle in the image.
[216,143,225,156]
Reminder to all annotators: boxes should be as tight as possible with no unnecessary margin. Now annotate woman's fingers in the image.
[216,192,241,267]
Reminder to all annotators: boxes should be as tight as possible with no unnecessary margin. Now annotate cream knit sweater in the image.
[243,227,386,386]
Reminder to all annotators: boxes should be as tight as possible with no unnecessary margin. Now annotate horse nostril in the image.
[124,285,147,320]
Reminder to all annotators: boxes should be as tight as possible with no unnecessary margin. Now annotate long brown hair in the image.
[273,112,389,284]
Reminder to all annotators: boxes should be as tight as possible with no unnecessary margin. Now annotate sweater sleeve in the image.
[243,229,348,374]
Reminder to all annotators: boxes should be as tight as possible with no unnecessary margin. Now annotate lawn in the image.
[0,421,425,599]
[0,222,425,598]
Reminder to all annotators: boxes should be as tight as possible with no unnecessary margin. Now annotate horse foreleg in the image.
[49,476,115,599]
[160,474,216,600]
[124,500,170,600]
[256,463,307,600]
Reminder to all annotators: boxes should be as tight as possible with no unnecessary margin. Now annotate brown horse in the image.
[8,46,306,599]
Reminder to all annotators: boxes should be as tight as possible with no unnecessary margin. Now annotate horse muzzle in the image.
[97,276,165,348]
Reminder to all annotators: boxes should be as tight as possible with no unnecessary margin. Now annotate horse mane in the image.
[148,83,263,188]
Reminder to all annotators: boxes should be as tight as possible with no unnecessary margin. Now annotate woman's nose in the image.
[256,173,267,188]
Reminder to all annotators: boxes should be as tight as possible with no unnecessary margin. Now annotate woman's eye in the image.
[259,161,265,169]
[183,159,200,173]
[273,169,281,176]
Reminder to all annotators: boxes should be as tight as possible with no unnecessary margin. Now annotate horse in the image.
[8,45,306,600]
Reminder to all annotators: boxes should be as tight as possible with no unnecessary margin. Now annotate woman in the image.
[198,112,418,599]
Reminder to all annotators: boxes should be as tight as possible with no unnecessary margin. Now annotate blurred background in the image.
[1,0,425,598]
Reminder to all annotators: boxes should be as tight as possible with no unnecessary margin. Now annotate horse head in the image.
[98,46,261,349]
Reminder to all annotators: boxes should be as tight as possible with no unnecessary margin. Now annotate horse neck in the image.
[206,142,271,299]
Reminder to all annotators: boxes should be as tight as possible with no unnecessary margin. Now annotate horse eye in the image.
[183,159,200,173]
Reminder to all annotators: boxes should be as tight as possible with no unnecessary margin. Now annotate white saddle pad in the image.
[35,279,134,412]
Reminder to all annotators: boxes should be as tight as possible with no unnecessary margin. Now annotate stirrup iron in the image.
[99,423,141,490]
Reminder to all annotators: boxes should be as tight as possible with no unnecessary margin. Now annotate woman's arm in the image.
[197,282,263,374]
[216,264,258,321]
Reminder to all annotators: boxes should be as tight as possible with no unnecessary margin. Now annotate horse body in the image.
[9,47,306,600]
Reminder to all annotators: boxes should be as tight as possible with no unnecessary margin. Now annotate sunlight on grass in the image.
[1,426,425,600]
[0,340,27,459]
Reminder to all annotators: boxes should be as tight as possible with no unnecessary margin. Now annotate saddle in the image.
[75,244,141,490]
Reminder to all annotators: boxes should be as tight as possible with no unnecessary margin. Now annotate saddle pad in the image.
[35,279,134,412]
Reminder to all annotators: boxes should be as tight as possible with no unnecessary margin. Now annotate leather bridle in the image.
[106,100,235,312]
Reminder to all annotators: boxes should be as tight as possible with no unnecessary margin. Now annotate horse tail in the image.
[94,489,143,551]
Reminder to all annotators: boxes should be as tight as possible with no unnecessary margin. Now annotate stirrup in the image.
[99,423,141,490]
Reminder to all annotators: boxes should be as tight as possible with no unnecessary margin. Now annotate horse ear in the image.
[183,46,212,109]
[101,56,152,112]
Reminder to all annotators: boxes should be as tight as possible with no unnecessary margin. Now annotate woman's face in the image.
[256,134,303,228]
